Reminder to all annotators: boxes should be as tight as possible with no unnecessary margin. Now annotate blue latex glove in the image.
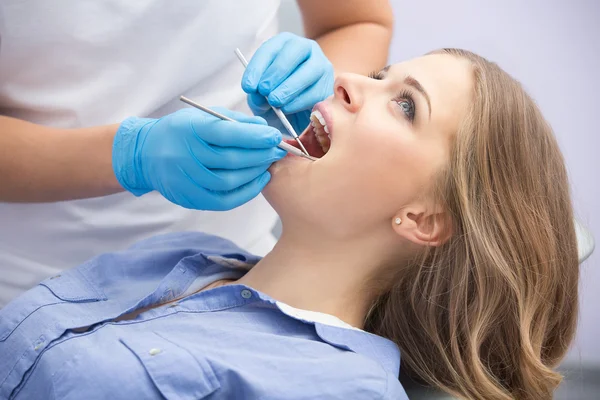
[112,108,286,211]
[241,32,334,134]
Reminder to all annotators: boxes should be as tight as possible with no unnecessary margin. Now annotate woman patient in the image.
[0,49,578,400]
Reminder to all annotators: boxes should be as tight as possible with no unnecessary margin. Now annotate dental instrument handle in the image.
[234,48,250,68]
[273,138,317,161]
[233,49,310,156]
[179,96,317,161]
[180,97,236,122]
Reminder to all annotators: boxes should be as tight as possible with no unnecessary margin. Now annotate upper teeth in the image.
[309,110,332,154]
[310,110,330,136]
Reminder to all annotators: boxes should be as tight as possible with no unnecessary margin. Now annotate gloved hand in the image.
[241,32,334,135]
[112,108,286,211]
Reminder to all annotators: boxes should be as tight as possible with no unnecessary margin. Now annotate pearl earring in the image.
[394,217,402,225]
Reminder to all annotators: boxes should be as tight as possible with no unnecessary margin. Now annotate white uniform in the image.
[0,0,281,307]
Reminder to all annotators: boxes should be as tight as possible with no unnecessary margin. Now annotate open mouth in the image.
[284,109,332,159]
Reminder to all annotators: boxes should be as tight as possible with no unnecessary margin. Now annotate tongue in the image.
[284,125,326,158]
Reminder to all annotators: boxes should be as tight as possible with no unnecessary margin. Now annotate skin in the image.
[117,54,474,325]
[238,54,474,327]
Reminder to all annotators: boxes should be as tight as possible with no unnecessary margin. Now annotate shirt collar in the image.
[274,299,401,376]
[208,255,401,377]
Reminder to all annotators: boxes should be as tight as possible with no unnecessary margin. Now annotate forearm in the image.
[0,116,123,202]
[313,22,393,75]
[298,0,394,75]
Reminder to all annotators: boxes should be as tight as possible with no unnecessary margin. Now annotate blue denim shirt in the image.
[0,232,407,399]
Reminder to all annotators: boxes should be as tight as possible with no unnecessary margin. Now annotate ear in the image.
[392,205,453,247]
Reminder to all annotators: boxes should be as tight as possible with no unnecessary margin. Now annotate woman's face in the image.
[263,53,474,238]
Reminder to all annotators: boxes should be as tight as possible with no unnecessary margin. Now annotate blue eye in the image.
[398,99,414,119]
[369,71,417,122]
[394,92,416,122]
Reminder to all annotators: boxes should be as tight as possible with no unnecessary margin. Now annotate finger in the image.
[194,145,287,170]
[207,171,272,211]
[280,75,334,114]
[267,55,326,108]
[257,40,312,98]
[241,33,292,93]
[247,92,271,114]
[213,121,283,149]
[189,115,282,149]
[199,164,271,192]
[167,190,202,210]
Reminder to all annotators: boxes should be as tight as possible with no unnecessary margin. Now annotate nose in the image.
[333,74,362,113]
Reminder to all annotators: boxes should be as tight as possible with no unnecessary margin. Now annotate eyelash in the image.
[393,90,416,122]
[368,70,385,80]
[368,71,417,123]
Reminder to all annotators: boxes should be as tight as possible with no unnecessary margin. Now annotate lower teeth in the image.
[315,132,330,153]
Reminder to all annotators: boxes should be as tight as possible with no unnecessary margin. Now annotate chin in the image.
[262,156,305,215]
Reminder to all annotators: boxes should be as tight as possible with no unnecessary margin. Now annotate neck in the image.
[235,227,393,329]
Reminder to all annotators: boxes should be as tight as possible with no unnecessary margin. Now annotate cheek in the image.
[263,159,384,235]
[262,122,444,235]
[336,124,425,204]
[302,126,422,228]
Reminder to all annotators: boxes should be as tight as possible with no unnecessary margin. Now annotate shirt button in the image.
[33,336,46,351]
[241,289,252,299]
[160,288,173,302]
[149,348,161,356]
[49,274,61,280]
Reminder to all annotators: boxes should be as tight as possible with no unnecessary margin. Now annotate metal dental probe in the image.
[233,48,311,157]
[179,96,317,162]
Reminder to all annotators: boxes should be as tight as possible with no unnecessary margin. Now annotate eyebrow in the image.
[379,66,432,120]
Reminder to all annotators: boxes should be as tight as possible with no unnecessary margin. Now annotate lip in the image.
[282,151,310,161]
[312,101,334,139]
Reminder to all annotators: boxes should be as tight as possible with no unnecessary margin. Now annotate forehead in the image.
[387,54,474,130]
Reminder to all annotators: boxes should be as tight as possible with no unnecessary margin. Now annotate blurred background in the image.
[279,0,599,398]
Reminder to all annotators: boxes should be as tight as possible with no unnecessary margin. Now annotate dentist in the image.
[0,0,393,307]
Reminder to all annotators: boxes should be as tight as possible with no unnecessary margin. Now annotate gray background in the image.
[279,0,599,398]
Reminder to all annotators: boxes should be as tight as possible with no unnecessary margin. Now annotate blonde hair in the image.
[365,49,579,399]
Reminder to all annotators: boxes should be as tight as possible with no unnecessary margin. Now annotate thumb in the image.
[247,92,271,115]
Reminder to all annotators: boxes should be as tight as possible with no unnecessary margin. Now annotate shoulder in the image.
[313,351,408,400]
[381,372,410,400]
